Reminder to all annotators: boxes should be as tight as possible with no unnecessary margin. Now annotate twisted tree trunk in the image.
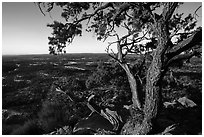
[121,21,169,135]
[120,63,142,110]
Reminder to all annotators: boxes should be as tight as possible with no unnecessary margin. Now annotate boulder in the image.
[163,96,197,109]
[177,96,197,108]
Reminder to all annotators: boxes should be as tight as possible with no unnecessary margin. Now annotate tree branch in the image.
[120,30,149,49]
[55,87,74,102]
[165,50,200,69]
[143,3,157,23]
[166,28,202,60]
[93,2,114,15]
[35,2,46,16]
[170,31,194,38]
[162,2,178,21]
[193,5,202,19]
[112,3,132,21]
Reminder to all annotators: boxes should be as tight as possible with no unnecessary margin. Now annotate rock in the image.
[163,96,197,109]
[177,96,197,108]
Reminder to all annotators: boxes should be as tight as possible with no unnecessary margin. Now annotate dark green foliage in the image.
[38,101,70,133]
[86,63,130,89]
[54,77,86,92]
[2,124,20,135]
[2,62,16,73]
[47,21,69,55]
[51,77,87,101]
[55,2,90,20]
[38,77,90,133]
[86,63,113,89]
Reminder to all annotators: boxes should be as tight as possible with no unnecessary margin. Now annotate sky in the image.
[2,2,202,55]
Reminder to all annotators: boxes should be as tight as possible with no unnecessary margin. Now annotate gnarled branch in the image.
[166,28,202,60]
[165,50,200,69]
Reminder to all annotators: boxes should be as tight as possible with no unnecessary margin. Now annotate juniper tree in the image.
[38,2,202,134]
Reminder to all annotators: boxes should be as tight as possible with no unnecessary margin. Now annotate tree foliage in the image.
[41,2,201,64]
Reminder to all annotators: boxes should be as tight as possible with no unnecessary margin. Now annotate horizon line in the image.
[2,52,108,56]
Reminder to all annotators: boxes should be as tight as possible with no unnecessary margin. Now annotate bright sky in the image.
[2,2,202,55]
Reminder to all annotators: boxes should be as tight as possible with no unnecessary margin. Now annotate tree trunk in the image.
[121,21,169,135]
[120,63,142,110]
[116,40,142,110]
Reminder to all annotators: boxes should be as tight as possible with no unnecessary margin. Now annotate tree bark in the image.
[120,63,142,110]
[121,21,169,135]
[116,40,142,110]
[138,21,169,134]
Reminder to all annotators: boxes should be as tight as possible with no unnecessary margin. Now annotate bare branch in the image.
[118,29,137,43]
[170,31,194,38]
[55,87,74,102]
[120,30,149,47]
[106,47,122,64]
[193,5,202,19]
[125,10,133,18]
[103,21,115,42]
[165,50,200,69]
[35,2,46,16]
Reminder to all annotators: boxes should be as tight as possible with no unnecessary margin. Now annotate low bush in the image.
[38,77,90,134]
[38,100,70,133]
[11,119,43,135]
[86,63,131,89]
[2,124,20,135]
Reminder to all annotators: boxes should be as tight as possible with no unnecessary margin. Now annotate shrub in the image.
[53,77,86,92]
[86,63,112,89]
[11,119,43,135]
[86,61,148,90]
[38,77,90,133]
[38,99,89,133]
[38,100,70,133]
[86,63,130,89]
[2,124,20,135]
